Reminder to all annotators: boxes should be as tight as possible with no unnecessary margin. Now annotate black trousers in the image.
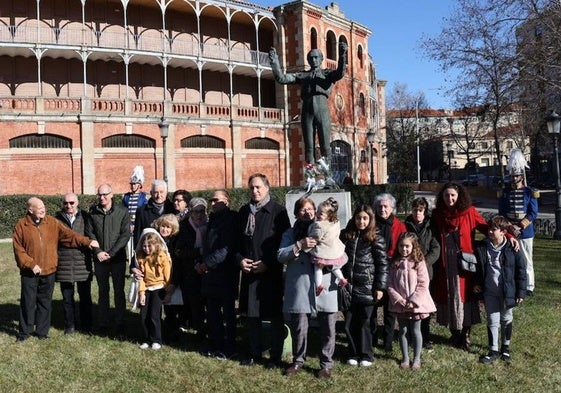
[19,273,56,338]
[94,261,126,328]
[246,315,284,362]
[60,280,93,331]
[140,288,165,344]
[371,291,396,348]
[345,302,375,361]
[206,293,237,354]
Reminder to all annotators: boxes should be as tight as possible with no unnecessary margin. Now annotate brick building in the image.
[0,0,386,195]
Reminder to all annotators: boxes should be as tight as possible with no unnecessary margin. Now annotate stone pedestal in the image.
[285,189,352,229]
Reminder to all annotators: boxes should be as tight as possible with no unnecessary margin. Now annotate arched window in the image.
[245,137,279,150]
[330,140,352,184]
[9,134,71,149]
[338,35,348,63]
[181,135,225,148]
[310,27,318,50]
[359,93,366,116]
[102,135,155,148]
[357,44,363,68]
[326,31,337,60]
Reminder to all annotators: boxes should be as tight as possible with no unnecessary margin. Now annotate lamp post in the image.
[546,110,561,240]
[415,100,421,184]
[158,117,169,184]
[446,141,453,181]
[367,130,375,185]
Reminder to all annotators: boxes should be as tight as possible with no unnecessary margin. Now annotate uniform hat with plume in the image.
[130,165,145,184]
[506,148,529,176]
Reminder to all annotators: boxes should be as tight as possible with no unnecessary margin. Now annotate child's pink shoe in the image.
[316,284,325,296]
[338,278,348,287]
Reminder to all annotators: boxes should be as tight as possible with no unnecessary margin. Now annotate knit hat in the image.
[130,165,145,184]
[189,197,207,210]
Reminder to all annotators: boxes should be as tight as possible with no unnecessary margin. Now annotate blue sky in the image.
[251,0,455,109]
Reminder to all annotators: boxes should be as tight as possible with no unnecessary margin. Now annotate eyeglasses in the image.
[299,207,315,213]
[63,201,75,205]
[97,192,111,198]
[173,199,184,203]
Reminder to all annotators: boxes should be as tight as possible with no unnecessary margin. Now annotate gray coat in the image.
[277,227,339,314]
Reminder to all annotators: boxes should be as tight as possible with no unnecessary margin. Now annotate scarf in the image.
[152,201,164,215]
[244,194,271,237]
[189,216,208,249]
[376,214,394,252]
[433,207,465,234]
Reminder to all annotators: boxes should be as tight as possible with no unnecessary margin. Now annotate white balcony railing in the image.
[0,25,270,67]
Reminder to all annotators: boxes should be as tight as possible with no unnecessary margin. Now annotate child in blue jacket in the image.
[473,215,527,364]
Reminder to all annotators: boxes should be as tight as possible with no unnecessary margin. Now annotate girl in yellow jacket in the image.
[136,228,172,350]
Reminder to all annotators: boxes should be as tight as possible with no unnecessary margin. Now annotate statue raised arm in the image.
[269,43,347,164]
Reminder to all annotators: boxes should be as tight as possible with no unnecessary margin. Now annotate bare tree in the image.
[386,83,439,182]
[448,106,492,174]
[421,0,530,181]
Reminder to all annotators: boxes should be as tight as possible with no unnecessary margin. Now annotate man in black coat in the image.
[133,179,174,247]
[236,174,290,368]
[198,190,240,359]
[85,184,130,336]
[55,193,93,334]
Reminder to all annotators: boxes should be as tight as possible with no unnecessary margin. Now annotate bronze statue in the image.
[269,42,348,164]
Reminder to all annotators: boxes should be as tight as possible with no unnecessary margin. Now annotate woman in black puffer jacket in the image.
[341,204,388,366]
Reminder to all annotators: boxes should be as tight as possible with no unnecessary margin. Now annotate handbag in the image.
[458,251,477,273]
[128,277,139,310]
[337,238,355,312]
[338,285,352,312]
[168,286,184,306]
[452,232,477,273]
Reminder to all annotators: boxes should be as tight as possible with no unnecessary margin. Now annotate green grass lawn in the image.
[0,239,560,393]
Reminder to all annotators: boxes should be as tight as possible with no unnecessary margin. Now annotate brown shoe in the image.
[284,363,302,376]
[317,368,332,379]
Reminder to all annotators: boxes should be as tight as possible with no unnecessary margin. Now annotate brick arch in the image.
[181,135,225,148]
[245,137,279,150]
[9,133,71,149]
[101,134,155,148]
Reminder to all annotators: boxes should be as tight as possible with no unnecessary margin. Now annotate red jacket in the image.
[431,205,487,303]
[13,214,92,276]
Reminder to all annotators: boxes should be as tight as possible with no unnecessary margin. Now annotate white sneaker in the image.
[139,343,150,349]
[360,360,373,367]
[347,358,358,366]
[151,343,162,350]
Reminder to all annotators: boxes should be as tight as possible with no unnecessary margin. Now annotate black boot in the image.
[461,326,471,351]
[449,329,461,348]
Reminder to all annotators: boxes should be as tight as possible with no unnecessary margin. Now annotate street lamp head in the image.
[546,110,561,135]
[367,130,376,145]
[159,118,169,139]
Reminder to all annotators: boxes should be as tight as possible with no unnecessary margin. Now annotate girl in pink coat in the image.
[387,232,436,371]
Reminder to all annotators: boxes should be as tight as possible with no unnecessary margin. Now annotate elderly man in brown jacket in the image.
[13,197,98,342]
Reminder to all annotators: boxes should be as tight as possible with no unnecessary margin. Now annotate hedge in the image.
[0,184,414,239]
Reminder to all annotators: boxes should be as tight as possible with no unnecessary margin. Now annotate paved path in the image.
[415,190,555,219]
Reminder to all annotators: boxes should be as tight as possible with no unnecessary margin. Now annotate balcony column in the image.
[80,120,96,194]
[231,123,243,188]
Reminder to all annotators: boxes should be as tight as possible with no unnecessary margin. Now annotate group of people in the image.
[12,153,537,378]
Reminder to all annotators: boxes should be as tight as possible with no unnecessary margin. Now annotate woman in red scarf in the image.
[431,183,486,350]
